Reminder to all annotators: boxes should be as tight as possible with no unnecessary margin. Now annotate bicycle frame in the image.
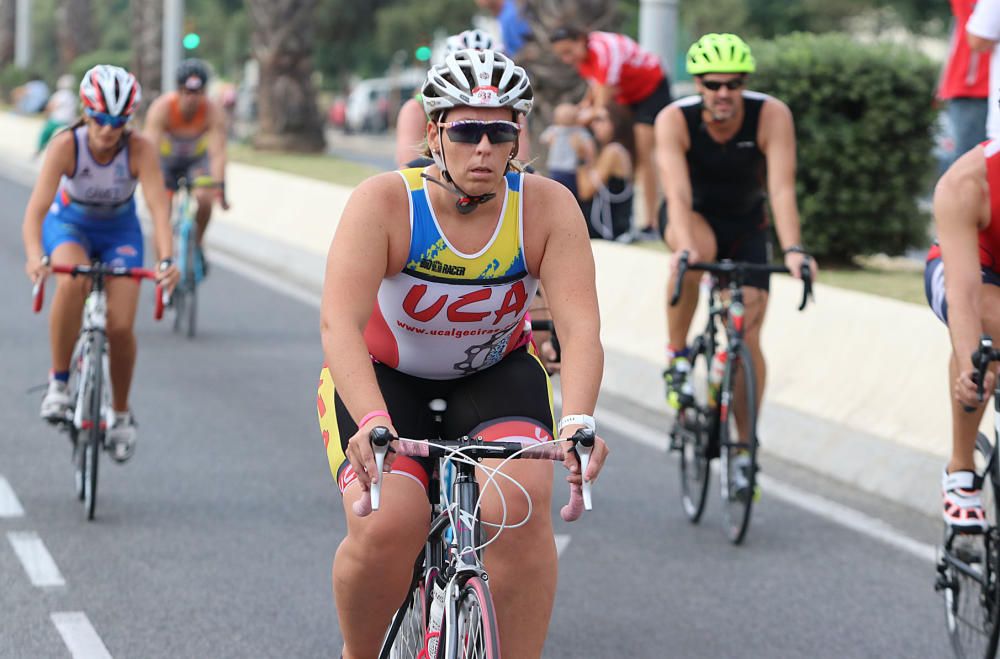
[71,280,111,434]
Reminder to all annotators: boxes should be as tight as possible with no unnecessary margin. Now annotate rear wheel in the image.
[677,347,713,523]
[720,344,757,545]
[451,576,500,659]
[941,433,1000,658]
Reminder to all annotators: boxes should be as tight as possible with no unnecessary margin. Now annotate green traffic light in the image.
[415,46,432,62]
[183,32,201,50]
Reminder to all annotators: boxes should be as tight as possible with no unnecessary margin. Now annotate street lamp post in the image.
[14,0,30,68]
[639,0,678,78]
[162,0,184,93]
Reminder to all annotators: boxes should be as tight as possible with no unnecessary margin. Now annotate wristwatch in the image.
[557,414,596,434]
[783,245,807,255]
[158,258,174,272]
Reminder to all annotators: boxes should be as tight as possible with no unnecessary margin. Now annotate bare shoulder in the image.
[521,172,581,225]
[144,94,168,122]
[654,103,685,133]
[342,171,411,228]
[42,128,77,172]
[936,146,988,201]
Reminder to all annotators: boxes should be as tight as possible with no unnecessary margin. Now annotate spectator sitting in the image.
[574,103,634,241]
[540,102,594,197]
[14,75,50,114]
[37,74,76,154]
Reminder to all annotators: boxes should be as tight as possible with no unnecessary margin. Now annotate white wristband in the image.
[557,414,596,434]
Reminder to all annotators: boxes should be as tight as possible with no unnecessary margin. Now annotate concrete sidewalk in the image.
[1,111,956,517]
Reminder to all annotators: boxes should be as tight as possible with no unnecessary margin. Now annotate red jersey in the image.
[577,31,663,105]
[928,140,1000,270]
[939,0,990,99]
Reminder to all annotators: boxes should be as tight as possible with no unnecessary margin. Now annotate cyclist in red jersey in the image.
[927,138,1000,532]
[551,26,672,240]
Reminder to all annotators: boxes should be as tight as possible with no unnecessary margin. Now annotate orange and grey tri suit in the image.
[317,167,555,493]
[159,92,211,191]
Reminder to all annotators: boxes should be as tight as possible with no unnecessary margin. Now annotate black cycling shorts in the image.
[630,77,673,126]
[659,201,773,291]
[317,347,555,493]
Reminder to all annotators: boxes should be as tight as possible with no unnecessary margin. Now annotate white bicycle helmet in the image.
[79,65,141,117]
[445,29,496,54]
[422,49,533,120]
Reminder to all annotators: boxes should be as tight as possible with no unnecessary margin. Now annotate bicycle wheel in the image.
[719,344,757,545]
[68,342,85,500]
[941,433,1000,658]
[82,333,104,521]
[379,569,431,659]
[184,230,197,338]
[677,346,713,523]
[448,576,500,659]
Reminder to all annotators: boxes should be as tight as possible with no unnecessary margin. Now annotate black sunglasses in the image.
[700,77,745,91]
[440,120,520,145]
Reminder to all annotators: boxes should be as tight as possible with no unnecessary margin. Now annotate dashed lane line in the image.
[0,476,25,517]
[7,531,66,587]
[51,612,113,659]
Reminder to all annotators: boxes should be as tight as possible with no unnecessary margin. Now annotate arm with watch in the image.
[133,135,180,291]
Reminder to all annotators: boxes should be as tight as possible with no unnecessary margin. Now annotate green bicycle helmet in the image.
[686,33,755,75]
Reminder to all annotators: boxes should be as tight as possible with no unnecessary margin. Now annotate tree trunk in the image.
[130,0,162,102]
[0,0,14,67]
[56,0,95,69]
[246,0,325,152]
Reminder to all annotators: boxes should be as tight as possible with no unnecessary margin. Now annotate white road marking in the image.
[555,533,571,556]
[7,531,66,587]
[215,245,940,564]
[51,612,113,659]
[0,476,25,517]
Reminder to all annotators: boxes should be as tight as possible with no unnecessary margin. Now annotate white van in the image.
[345,68,426,134]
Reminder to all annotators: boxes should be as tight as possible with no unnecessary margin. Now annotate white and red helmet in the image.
[422,49,533,119]
[79,65,141,117]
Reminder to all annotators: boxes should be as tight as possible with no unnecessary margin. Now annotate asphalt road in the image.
[0,172,949,658]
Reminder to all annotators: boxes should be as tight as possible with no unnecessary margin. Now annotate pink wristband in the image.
[358,409,391,429]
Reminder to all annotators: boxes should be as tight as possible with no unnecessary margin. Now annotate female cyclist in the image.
[318,49,608,658]
[22,65,178,462]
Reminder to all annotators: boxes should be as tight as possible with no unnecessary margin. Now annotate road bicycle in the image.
[668,252,812,544]
[33,262,164,520]
[357,421,594,659]
[936,335,1000,658]
[170,177,220,338]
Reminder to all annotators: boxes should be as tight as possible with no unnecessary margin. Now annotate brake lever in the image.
[798,262,814,311]
[571,428,595,511]
[669,251,690,307]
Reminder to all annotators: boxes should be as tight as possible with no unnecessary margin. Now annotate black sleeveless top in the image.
[679,91,768,218]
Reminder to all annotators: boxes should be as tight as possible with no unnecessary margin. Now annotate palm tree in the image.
[246,0,325,152]
[0,0,14,67]
[129,0,162,98]
[56,0,95,70]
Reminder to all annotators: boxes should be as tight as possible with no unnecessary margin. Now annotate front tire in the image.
[941,433,1000,658]
[678,347,713,523]
[449,576,500,659]
[720,344,757,545]
[82,334,104,521]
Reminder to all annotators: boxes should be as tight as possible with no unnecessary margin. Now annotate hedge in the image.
[751,32,939,262]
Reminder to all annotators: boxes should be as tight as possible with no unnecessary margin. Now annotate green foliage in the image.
[373,0,476,68]
[751,32,938,261]
[69,50,131,82]
[0,64,31,101]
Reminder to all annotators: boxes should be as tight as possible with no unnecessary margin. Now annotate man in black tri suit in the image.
[655,33,815,464]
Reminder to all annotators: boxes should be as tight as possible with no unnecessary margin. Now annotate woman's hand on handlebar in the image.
[560,428,609,486]
[25,253,50,283]
[346,421,398,491]
[156,262,181,293]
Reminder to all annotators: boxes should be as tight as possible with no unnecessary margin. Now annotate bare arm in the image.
[937,150,991,377]
[576,143,629,200]
[654,105,696,253]
[759,99,814,278]
[142,98,166,161]
[22,132,73,277]
[394,99,428,167]
[968,33,997,52]
[131,134,173,264]
[207,101,228,184]
[531,177,607,480]
[590,83,615,109]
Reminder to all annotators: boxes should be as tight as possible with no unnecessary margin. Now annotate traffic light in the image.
[415,46,432,62]
[183,32,200,50]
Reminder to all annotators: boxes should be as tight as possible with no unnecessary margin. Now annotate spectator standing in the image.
[551,26,672,241]
[475,0,531,57]
[941,0,991,157]
[540,102,594,197]
[37,75,77,154]
[969,0,1000,139]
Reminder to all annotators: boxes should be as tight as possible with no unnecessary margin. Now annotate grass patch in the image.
[228,142,378,187]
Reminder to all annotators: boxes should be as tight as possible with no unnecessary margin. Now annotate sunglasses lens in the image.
[445,122,519,145]
[703,79,743,91]
[88,110,128,128]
